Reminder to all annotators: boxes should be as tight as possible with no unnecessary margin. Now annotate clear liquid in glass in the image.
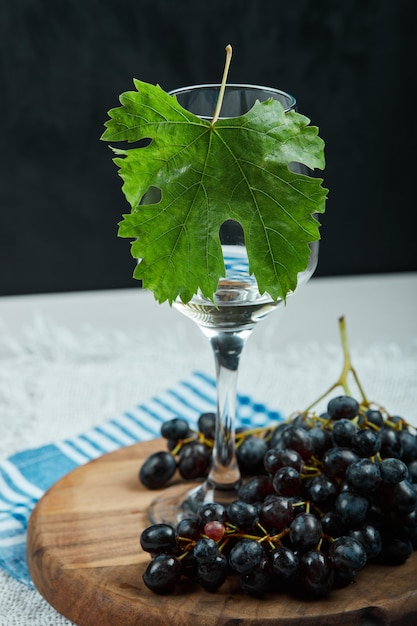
[174,246,281,334]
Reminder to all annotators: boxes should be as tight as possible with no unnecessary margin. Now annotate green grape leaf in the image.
[101,80,327,304]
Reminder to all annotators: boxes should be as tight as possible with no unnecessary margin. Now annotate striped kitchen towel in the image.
[0,371,282,587]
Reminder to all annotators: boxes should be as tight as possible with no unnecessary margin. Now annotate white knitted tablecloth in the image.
[1,315,416,626]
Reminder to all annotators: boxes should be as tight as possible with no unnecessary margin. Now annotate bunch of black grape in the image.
[140,395,417,598]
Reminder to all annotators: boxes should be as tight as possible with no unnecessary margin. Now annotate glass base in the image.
[148,479,241,526]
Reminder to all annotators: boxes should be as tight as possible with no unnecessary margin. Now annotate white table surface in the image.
[1,272,416,625]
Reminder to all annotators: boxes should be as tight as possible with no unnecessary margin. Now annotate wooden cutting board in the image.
[27,439,417,626]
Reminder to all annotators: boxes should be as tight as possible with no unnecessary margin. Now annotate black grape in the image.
[161,417,191,440]
[229,539,265,575]
[140,523,178,554]
[299,550,335,598]
[139,451,177,489]
[143,554,182,593]
[289,512,323,552]
[327,396,359,421]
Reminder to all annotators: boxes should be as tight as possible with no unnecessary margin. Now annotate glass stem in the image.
[207,330,248,490]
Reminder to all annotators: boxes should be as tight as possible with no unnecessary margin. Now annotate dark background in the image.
[1,0,416,296]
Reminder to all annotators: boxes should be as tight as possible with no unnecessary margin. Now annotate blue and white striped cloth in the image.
[0,371,282,587]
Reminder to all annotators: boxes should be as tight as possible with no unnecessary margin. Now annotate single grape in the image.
[380,479,417,514]
[268,422,292,450]
[398,429,417,463]
[272,466,302,497]
[289,512,323,552]
[139,451,177,489]
[351,428,381,457]
[227,500,259,529]
[142,553,182,593]
[193,537,220,564]
[178,441,211,479]
[380,457,409,484]
[197,412,216,439]
[237,436,268,472]
[299,550,335,597]
[240,555,272,597]
[161,417,191,441]
[345,458,381,493]
[270,545,299,579]
[197,553,228,591]
[259,495,294,531]
[264,448,303,474]
[238,475,274,503]
[365,408,384,428]
[204,521,225,541]
[308,425,333,458]
[377,427,403,459]
[335,492,369,528]
[307,473,339,508]
[349,524,382,559]
[327,396,359,421]
[322,447,360,479]
[328,536,367,572]
[140,523,178,554]
[280,425,315,461]
[332,419,358,447]
[177,518,200,541]
[229,538,264,575]
[197,502,227,526]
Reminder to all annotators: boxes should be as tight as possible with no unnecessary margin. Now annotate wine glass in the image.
[148,84,319,525]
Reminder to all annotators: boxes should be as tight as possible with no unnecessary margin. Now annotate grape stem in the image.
[304,316,369,412]
[211,44,233,126]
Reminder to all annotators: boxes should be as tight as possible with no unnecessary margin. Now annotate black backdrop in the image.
[1,0,416,296]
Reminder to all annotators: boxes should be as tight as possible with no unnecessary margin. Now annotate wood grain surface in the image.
[27,439,417,626]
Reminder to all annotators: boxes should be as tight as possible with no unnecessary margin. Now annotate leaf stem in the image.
[211,44,233,127]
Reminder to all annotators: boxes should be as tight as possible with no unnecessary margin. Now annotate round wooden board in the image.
[27,439,417,626]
